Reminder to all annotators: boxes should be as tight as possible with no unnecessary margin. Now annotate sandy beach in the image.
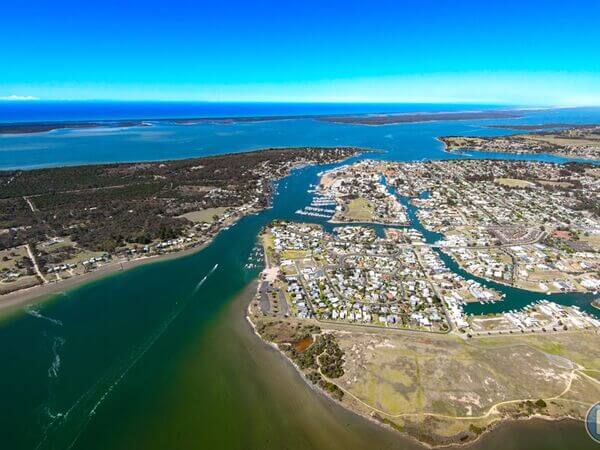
[0,243,210,315]
[245,278,593,449]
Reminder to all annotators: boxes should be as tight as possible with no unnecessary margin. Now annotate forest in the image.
[0,147,363,251]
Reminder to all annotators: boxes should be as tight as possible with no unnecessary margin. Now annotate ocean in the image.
[0,103,597,170]
[0,101,509,123]
[0,103,598,450]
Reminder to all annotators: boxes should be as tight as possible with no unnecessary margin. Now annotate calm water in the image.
[2,104,600,170]
[0,101,508,123]
[0,104,599,450]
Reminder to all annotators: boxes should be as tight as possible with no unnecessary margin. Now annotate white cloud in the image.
[0,94,39,101]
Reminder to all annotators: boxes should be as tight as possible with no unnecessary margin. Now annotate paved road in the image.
[259,281,270,314]
[278,290,289,316]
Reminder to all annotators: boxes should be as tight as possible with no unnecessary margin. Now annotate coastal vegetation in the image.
[252,317,345,401]
[319,110,524,125]
[440,125,600,160]
[250,299,600,447]
[0,147,364,297]
[335,329,600,447]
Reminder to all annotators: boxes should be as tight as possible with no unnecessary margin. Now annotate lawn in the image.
[0,246,29,271]
[495,178,536,188]
[345,197,374,222]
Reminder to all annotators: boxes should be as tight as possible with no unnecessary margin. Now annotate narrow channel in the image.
[0,155,596,450]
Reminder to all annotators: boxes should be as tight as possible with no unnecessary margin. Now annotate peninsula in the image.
[318,110,525,125]
[440,125,600,160]
[0,147,364,304]
[249,158,600,447]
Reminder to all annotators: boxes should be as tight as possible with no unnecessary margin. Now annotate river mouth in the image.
[2,158,597,450]
[112,280,594,450]
[95,280,426,450]
[1,109,599,450]
[225,284,596,450]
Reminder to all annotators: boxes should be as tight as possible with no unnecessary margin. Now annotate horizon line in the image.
[2,98,599,111]
[0,98,571,107]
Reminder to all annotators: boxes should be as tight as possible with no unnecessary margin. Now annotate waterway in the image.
[397,193,598,317]
[1,106,599,449]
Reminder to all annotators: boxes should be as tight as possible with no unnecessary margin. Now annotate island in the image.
[248,158,600,447]
[318,110,526,125]
[440,125,600,160]
[0,109,531,135]
[0,120,154,135]
[0,147,364,303]
[0,117,297,134]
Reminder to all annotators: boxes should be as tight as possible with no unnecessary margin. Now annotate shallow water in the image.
[2,106,600,169]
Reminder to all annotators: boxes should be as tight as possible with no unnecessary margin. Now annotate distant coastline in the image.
[0,107,539,135]
[318,109,531,125]
[0,117,298,135]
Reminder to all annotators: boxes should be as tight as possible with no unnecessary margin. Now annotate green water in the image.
[1,114,599,449]
[1,160,596,450]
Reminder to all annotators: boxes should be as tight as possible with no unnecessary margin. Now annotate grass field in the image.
[495,178,536,188]
[329,329,600,445]
[178,207,229,223]
[524,134,600,147]
[0,246,29,272]
[281,250,311,259]
[345,197,374,222]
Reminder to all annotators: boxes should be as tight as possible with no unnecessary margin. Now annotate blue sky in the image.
[2,0,600,104]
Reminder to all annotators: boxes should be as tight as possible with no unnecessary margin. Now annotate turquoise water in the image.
[398,194,598,317]
[0,105,599,450]
[2,106,600,169]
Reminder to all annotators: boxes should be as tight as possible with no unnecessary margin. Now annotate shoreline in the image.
[0,108,537,136]
[436,137,600,162]
[245,284,588,448]
[0,149,366,315]
[0,235,215,314]
[244,292,414,445]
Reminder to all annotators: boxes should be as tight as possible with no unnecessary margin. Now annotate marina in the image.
[4,1,600,447]
[0,107,599,450]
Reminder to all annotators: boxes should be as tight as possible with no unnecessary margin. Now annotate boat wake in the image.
[44,407,64,421]
[193,263,219,293]
[26,307,63,327]
[34,263,220,450]
[48,336,66,379]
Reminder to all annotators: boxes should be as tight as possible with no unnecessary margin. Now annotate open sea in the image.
[0,102,599,450]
